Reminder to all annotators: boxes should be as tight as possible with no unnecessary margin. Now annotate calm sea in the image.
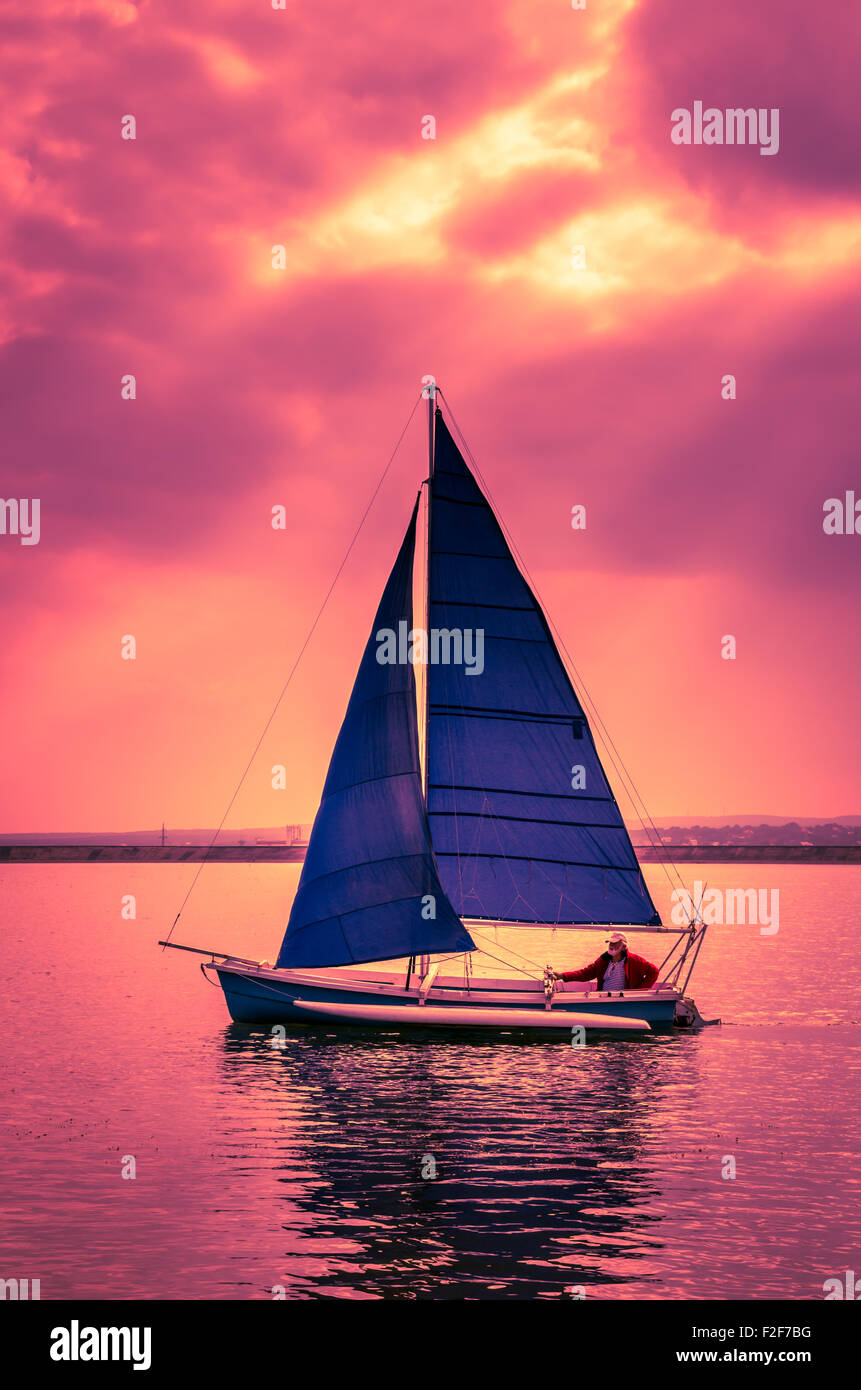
[1,863,858,1300]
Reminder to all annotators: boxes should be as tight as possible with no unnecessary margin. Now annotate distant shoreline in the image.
[1,844,859,864]
[637,845,861,863]
[0,845,307,863]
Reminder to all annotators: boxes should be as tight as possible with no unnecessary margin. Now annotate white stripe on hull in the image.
[292,999,650,1031]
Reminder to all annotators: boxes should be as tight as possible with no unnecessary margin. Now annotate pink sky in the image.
[1,0,859,831]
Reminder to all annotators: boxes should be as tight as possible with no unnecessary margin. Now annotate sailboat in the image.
[162,386,708,1036]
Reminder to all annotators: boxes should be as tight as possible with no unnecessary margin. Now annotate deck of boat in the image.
[209,959,681,1029]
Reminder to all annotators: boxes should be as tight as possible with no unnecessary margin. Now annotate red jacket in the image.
[559,951,659,991]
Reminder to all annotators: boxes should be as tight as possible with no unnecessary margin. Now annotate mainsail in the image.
[426,413,661,927]
[277,499,475,969]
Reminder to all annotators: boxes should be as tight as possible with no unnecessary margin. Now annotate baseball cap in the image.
[607,931,628,946]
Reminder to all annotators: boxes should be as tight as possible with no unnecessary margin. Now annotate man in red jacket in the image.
[552,931,659,991]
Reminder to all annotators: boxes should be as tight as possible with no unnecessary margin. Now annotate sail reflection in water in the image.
[219,1027,686,1299]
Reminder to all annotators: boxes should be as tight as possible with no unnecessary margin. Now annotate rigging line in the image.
[467,927,549,973]
[474,787,527,916]
[465,932,546,979]
[163,392,424,948]
[514,852,595,922]
[438,389,687,903]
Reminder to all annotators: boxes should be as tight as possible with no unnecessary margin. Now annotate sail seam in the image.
[286,891,457,938]
[431,549,527,559]
[429,632,562,648]
[430,706,581,723]
[293,849,449,889]
[323,769,419,795]
[431,493,489,508]
[429,784,614,802]
[430,596,536,611]
[433,851,645,872]
[428,812,635,830]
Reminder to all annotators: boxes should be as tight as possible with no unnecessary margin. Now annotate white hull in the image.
[292,998,650,1031]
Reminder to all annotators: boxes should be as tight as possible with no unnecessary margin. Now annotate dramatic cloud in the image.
[1,0,858,828]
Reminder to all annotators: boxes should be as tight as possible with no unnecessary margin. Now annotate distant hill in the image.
[633,820,860,846]
[633,815,861,829]
[1,817,859,846]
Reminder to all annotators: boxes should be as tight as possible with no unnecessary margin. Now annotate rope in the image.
[163,392,424,947]
[465,928,546,980]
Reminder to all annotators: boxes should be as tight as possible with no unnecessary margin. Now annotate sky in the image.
[1,0,859,832]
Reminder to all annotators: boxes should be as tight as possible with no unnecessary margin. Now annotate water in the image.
[1,863,859,1299]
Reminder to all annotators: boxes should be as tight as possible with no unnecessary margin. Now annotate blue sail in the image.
[426,413,661,926]
[277,499,475,969]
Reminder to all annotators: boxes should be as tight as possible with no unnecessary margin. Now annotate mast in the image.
[418,380,436,980]
[422,381,435,802]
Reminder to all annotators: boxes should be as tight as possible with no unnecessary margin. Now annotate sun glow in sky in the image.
[1,0,859,830]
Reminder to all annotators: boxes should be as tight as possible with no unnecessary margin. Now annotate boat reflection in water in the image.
[218,1023,697,1299]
